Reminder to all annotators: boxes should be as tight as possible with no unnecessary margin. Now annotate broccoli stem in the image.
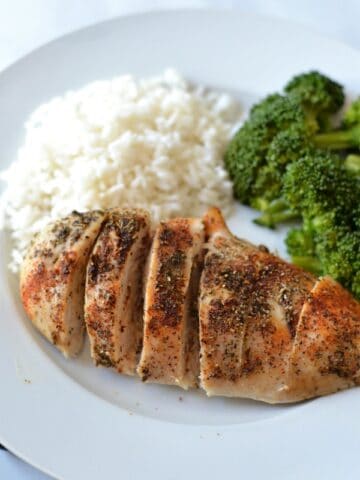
[251,197,289,214]
[345,154,360,173]
[290,255,323,275]
[254,209,300,229]
[265,198,290,214]
[314,125,360,150]
[251,197,271,212]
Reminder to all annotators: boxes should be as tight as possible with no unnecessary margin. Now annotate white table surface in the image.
[1,1,359,478]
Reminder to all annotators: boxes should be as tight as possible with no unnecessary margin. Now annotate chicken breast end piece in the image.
[280,276,360,402]
[20,210,106,357]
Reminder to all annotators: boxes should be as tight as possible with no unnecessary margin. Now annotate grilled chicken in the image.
[281,276,360,402]
[199,207,360,403]
[20,210,106,357]
[199,207,317,403]
[20,206,360,403]
[84,209,151,375]
[137,218,204,389]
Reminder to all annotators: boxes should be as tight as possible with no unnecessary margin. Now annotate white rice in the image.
[0,69,241,272]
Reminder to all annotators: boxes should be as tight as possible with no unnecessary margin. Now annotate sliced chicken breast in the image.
[21,204,360,404]
[137,218,204,389]
[85,209,151,375]
[280,276,360,402]
[199,207,316,403]
[20,210,106,357]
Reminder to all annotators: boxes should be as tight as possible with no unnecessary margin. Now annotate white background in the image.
[1,1,359,478]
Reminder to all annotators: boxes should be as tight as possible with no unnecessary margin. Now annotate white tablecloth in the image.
[1,1,359,478]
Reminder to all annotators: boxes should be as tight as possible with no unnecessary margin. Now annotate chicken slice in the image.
[279,276,360,402]
[199,207,316,403]
[85,208,151,375]
[20,210,106,357]
[137,218,204,389]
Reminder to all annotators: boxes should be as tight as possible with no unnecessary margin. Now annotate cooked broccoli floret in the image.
[224,71,360,298]
[285,71,345,131]
[249,94,316,135]
[316,230,360,300]
[343,97,360,127]
[256,148,359,228]
[314,98,360,149]
[224,122,270,203]
[224,95,312,204]
[285,225,323,275]
[250,128,312,225]
[249,93,284,117]
[354,204,360,231]
[285,71,345,129]
[224,71,347,214]
[266,128,310,168]
[283,151,356,222]
[251,165,282,204]
[283,152,360,299]
[345,154,360,173]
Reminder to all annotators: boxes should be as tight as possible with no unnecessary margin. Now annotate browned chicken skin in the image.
[199,207,360,403]
[20,210,106,357]
[85,209,151,375]
[282,276,360,402]
[20,206,360,403]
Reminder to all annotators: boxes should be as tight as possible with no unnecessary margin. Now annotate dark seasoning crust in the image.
[30,210,104,262]
[21,210,105,348]
[20,205,360,402]
[292,279,360,382]
[148,224,190,331]
[140,222,193,382]
[201,234,315,383]
[87,212,144,285]
[85,210,150,369]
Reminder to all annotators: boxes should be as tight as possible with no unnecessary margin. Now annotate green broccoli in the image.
[266,128,310,168]
[249,93,316,135]
[224,94,312,205]
[315,125,360,150]
[284,71,345,131]
[285,225,323,275]
[316,230,360,300]
[344,154,360,173]
[224,71,347,217]
[223,71,360,299]
[253,197,300,229]
[314,98,360,149]
[283,151,356,222]
[343,97,360,127]
[224,122,270,203]
[283,152,360,299]
[251,165,282,204]
[251,128,312,226]
[249,93,284,117]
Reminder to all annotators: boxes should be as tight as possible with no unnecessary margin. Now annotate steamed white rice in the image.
[0,69,241,272]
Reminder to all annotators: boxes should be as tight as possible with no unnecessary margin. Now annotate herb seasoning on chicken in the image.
[85,209,151,375]
[137,218,204,389]
[20,210,106,357]
[19,206,360,403]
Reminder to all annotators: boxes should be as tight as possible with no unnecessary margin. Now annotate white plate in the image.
[1,9,360,480]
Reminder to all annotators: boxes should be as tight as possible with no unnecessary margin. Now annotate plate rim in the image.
[1,8,360,479]
[1,6,360,79]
